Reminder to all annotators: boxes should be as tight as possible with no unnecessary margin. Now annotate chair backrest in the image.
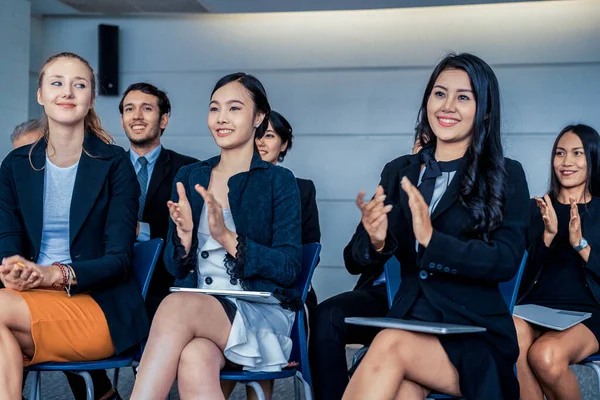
[498,251,528,312]
[132,238,164,299]
[289,242,321,387]
[384,256,402,307]
[385,251,528,312]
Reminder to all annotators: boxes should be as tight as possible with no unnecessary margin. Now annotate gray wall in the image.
[31,0,600,300]
[1,0,30,151]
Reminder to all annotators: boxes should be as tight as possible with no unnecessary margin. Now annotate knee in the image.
[370,329,412,362]
[153,293,201,325]
[0,290,24,326]
[179,338,222,372]
[528,339,569,381]
[513,317,535,353]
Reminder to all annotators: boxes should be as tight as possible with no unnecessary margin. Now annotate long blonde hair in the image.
[30,52,113,166]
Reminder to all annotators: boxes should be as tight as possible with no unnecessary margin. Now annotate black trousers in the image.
[309,284,388,400]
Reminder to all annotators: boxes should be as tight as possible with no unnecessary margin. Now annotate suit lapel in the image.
[145,148,171,209]
[430,169,462,222]
[13,148,45,250]
[398,155,422,217]
[69,138,112,244]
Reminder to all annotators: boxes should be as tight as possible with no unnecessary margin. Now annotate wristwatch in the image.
[574,237,589,252]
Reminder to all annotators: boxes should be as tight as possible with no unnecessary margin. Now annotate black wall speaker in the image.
[98,24,119,96]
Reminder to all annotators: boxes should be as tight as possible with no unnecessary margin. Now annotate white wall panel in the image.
[35,0,600,300]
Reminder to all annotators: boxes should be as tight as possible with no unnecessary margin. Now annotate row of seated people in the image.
[0,50,598,400]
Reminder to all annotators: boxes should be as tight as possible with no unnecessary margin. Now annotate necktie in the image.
[137,156,149,220]
[418,150,442,206]
[418,149,464,206]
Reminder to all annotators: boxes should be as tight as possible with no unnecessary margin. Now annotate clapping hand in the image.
[534,195,558,247]
[356,185,393,251]
[167,182,194,235]
[401,176,433,247]
[569,196,583,248]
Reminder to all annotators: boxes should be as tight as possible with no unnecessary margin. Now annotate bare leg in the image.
[342,329,460,400]
[528,323,599,400]
[393,379,429,400]
[514,316,545,400]
[177,338,227,400]
[131,293,232,400]
[246,380,274,400]
[0,290,35,399]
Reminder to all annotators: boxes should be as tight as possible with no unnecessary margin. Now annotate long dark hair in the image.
[415,53,506,239]
[548,124,600,200]
[211,72,271,140]
[269,111,294,162]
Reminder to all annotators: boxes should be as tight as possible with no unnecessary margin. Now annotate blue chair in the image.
[352,252,528,400]
[220,242,321,400]
[26,238,164,400]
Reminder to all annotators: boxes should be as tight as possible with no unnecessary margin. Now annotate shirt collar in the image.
[130,144,162,166]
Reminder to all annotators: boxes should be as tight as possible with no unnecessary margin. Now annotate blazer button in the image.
[451,269,458,274]
[443,267,450,273]
[205,277,213,285]
[230,278,238,285]
[419,270,428,280]
[436,264,443,270]
[201,251,209,259]
[429,263,435,269]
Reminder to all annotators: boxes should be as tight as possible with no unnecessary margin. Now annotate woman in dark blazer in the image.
[515,124,600,400]
[0,52,146,399]
[131,73,302,400]
[342,53,529,400]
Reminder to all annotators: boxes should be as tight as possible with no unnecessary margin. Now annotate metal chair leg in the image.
[73,371,95,400]
[28,371,40,400]
[246,381,267,400]
[113,368,120,388]
[294,376,300,400]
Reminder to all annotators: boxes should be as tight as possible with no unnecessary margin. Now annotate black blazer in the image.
[296,178,321,244]
[135,147,197,313]
[344,153,530,317]
[518,197,600,304]
[0,134,149,354]
[344,153,530,399]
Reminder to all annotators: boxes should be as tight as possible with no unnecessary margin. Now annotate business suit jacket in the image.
[164,152,303,309]
[0,134,149,354]
[519,197,600,304]
[344,152,529,399]
[296,178,321,245]
[136,147,197,315]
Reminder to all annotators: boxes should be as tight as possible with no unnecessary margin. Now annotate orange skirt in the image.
[9,289,115,366]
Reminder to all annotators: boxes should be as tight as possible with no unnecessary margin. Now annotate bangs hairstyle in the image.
[119,82,171,135]
[415,52,506,239]
[548,124,600,200]
[269,111,294,162]
[211,73,271,139]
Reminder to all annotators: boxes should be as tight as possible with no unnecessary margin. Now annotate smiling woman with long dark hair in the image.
[341,53,529,400]
[515,124,600,400]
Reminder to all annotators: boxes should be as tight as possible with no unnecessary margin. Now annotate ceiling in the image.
[30,0,554,15]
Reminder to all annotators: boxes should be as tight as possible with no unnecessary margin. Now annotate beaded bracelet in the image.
[51,262,69,291]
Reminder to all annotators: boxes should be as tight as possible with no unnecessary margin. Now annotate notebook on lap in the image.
[513,304,591,331]
[345,317,486,335]
[169,287,280,304]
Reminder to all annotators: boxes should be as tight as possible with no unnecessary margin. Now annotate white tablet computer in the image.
[345,317,486,335]
[169,287,280,305]
[513,304,591,331]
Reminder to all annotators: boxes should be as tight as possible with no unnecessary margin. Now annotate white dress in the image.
[196,206,296,372]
